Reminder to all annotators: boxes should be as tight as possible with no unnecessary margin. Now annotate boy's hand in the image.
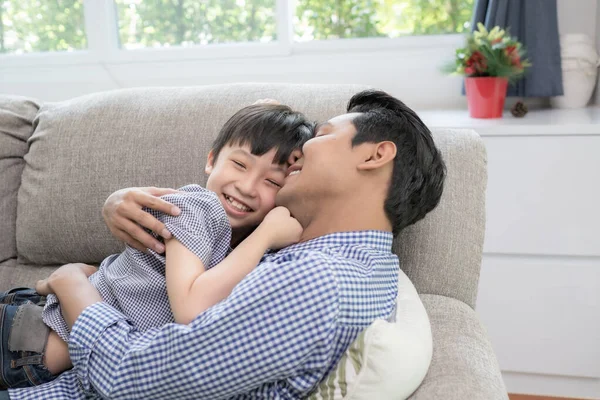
[35,263,98,295]
[257,207,303,250]
[102,187,181,253]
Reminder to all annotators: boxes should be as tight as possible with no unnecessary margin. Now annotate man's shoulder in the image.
[263,247,335,269]
[254,249,339,289]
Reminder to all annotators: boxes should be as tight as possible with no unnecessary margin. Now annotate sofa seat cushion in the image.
[0,258,60,292]
[408,295,508,400]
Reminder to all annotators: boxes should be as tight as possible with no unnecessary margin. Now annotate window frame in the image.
[0,0,467,67]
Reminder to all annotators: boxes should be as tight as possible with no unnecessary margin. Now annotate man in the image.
[4,89,445,399]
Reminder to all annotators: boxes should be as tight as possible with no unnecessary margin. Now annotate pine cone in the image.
[511,101,528,117]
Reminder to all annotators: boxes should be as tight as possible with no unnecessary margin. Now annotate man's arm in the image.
[69,255,338,399]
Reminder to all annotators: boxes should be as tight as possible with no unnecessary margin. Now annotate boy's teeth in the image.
[289,170,300,176]
[225,195,251,212]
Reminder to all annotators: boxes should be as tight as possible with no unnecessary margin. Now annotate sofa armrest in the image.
[409,294,508,400]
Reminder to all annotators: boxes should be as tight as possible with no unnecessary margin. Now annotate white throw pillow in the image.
[308,270,432,400]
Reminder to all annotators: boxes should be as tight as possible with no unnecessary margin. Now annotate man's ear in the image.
[357,141,396,171]
[205,150,215,174]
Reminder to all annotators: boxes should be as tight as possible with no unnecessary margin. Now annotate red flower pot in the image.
[465,77,508,118]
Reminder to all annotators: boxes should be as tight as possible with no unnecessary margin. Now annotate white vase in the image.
[550,34,600,109]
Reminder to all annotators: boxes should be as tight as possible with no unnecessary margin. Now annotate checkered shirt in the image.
[10,230,398,400]
[42,184,232,342]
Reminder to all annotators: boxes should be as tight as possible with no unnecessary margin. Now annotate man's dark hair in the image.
[212,104,313,165]
[347,89,446,236]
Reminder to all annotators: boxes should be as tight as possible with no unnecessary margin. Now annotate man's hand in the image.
[256,207,303,250]
[35,263,98,296]
[102,187,181,253]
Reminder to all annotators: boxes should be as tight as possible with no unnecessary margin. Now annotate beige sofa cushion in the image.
[0,95,39,263]
[16,83,368,265]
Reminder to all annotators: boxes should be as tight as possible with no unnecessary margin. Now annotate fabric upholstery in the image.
[409,294,508,400]
[309,269,432,400]
[16,84,368,265]
[0,258,60,291]
[393,129,487,308]
[0,96,39,263]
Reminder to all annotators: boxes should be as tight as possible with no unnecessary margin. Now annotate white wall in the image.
[557,0,598,39]
[0,37,466,110]
[557,0,599,106]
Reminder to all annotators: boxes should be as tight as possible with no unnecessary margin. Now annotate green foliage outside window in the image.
[0,0,473,54]
[0,0,86,53]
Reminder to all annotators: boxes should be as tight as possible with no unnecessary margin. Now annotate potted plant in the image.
[448,23,531,118]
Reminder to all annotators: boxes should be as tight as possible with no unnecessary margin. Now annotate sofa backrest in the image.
[2,83,487,309]
[0,95,39,263]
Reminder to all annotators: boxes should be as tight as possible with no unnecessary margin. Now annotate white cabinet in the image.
[423,108,600,398]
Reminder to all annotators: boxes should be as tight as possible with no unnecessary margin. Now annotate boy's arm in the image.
[166,207,302,325]
[165,231,269,325]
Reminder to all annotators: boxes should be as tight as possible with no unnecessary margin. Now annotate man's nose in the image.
[288,149,303,166]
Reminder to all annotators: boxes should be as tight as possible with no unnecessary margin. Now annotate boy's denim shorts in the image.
[0,288,57,389]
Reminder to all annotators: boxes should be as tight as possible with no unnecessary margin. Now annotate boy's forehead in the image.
[226,145,289,170]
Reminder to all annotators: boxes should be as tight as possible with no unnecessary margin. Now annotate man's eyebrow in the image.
[314,121,332,135]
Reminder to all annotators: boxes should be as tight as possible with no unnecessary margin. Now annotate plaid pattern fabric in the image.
[10,231,398,400]
[42,184,231,342]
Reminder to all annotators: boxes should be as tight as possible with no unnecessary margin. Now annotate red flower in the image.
[466,51,487,74]
[505,45,522,67]
[492,38,502,45]
[513,57,522,68]
[465,66,475,75]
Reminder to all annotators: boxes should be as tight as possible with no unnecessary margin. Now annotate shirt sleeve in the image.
[147,184,231,270]
[68,254,339,400]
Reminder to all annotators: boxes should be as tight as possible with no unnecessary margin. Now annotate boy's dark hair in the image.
[347,89,446,236]
[211,104,314,165]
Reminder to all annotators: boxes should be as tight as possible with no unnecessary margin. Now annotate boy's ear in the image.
[205,150,215,174]
[356,141,396,171]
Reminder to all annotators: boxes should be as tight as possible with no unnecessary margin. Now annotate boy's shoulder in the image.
[149,184,226,224]
[159,184,220,205]
[173,184,212,196]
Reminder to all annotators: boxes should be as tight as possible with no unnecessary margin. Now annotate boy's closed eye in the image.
[266,179,282,188]
[232,160,246,169]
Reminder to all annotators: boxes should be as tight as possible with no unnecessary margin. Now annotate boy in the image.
[0,103,313,388]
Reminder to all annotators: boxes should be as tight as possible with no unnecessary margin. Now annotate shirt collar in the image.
[276,230,394,255]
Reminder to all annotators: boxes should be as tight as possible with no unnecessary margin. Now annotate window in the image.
[0,0,474,57]
[115,0,277,49]
[0,0,86,54]
[295,0,475,42]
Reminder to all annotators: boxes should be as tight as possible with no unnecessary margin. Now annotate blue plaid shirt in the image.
[10,230,398,399]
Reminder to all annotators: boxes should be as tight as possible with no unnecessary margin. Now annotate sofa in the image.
[0,83,508,399]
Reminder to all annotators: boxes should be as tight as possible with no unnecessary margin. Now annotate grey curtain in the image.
[471,0,563,97]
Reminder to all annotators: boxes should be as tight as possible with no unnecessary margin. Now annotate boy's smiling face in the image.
[205,143,288,242]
